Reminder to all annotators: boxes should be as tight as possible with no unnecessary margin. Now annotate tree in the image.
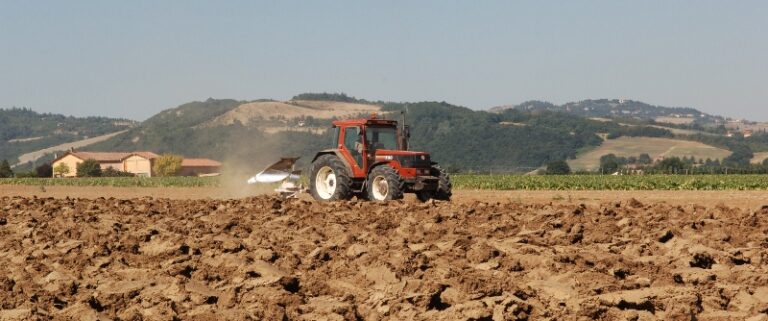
[723,145,753,167]
[638,153,652,164]
[153,154,183,177]
[545,160,571,175]
[599,154,620,174]
[0,159,13,178]
[76,159,102,177]
[36,163,53,178]
[656,157,686,173]
[54,163,71,177]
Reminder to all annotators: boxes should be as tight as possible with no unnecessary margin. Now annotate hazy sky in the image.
[1,1,766,121]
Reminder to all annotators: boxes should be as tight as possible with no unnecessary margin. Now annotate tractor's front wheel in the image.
[309,155,352,201]
[367,165,404,201]
[416,165,452,202]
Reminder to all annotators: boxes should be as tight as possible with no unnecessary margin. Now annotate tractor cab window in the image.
[365,126,399,150]
[343,126,363,166]
[330,127,340,148]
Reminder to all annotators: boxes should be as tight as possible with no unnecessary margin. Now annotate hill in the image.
[491,99,725,125]
[0,107,136,166]
[88,96,684,172]
[14,93,768,174]
[201,100,381,129]
[568,137,732,171]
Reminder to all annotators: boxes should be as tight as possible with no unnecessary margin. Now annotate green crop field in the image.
[451,174,768,190]
[0,177,220,188]
[3,174,768,191]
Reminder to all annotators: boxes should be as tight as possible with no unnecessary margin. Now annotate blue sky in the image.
[1,1,766,120]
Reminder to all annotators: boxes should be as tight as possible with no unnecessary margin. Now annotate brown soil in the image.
[2,195,768,320]
[3,185,768,208]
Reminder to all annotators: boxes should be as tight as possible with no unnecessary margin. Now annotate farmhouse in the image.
[52,151,159,177]
[51,151,222,177]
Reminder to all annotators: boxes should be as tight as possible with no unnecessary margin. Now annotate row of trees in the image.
[599,154,653,173]
[0,159,53,178]
[641,157,768,174]
[544,155,768,176]
[596,152,768,175]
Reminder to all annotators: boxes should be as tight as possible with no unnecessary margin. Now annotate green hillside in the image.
[0,108,136,165]
[492,99,726,125]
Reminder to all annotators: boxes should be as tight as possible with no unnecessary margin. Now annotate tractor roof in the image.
[332,117,398,127]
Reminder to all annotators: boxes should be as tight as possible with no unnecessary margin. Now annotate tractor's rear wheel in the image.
[309,155,352,201]
[367,165,404,201]
[416,165,452,202]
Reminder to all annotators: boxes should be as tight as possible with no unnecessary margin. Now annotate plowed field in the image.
[2,195,768,320]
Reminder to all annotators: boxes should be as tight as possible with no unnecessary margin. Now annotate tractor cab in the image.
[309,114,452,202]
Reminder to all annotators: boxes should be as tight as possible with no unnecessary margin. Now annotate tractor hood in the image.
[374,150,431,168]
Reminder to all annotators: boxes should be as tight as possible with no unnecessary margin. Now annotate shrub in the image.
[36,163,53,178]
[599,154,620,174]
[76,159,102,177]
[545,160,571,175]
[54,163,71,177]
[0,159,12,178]
[153,154,183,177]
[102,167,135,177]
[14,171,37,178]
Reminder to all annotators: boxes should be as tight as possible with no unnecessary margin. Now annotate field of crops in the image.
[451,174,768,190]
[2,174,768,190]
[0,177,219,188]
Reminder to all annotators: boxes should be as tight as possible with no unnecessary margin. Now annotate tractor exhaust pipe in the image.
[401,107,410,151]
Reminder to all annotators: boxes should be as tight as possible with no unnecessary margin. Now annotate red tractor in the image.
[309,114,451,202]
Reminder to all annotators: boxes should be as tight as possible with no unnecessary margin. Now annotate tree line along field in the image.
[3,174,768,190]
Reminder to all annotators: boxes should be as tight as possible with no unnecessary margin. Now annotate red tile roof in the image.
[125,152,160,160]
[182,158,222,167]
[70,152,129,162]
[62,151,160,162]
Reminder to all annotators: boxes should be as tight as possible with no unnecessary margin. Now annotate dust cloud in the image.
[214,126,326,198]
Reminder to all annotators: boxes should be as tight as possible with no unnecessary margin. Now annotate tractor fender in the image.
[311,149,353,173]
[369,160,400,171]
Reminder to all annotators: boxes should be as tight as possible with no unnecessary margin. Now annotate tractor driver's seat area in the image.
[344,126,364,166]
[371,142,385,149]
